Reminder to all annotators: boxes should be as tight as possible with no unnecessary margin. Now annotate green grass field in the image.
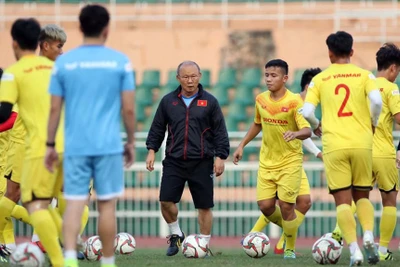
[74,248,400,267]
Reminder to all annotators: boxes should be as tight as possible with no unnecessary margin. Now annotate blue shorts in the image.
[64,153,124,200]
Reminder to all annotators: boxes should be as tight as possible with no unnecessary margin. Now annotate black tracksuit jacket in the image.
[146,84,230,160]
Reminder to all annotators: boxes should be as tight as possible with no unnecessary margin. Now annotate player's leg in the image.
[187,158,214,249]
[374,158,397,261]
[0,176,12,262]
[276,166,302,259]
[21,156,64,267]
[159,158,186,256]
[93,154,125,267]
[331,200,356,244]
[351,149,378,264]
[62,155,92,267]
[324,149,363,266]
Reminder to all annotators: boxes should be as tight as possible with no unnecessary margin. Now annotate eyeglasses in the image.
[178,75,200,81]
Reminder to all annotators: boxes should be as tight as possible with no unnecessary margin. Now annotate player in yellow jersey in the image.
[0,18,64,267]
[302,31,383,266]
[242,68,323,254]
[371,43,400,261]
[233,59,312,259]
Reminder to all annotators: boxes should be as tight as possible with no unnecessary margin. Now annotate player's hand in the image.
[283,131,297,142]
[123,143,135,168]
[146,150,155,172]
[44,147,58,173]
[313,126,322,137]
[232,146,244,165]
[317,152,323,161]
[396,151,400,169]
[214,157,225,177]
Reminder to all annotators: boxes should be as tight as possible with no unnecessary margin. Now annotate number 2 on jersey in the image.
[335,84,353,117]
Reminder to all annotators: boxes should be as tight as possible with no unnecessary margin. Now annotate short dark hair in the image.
[11,18,41,50]
[326,31,353,57]
[265,59,289,75]
[79,4,110,38]
[376,43,400,71]
[300,68,322,92]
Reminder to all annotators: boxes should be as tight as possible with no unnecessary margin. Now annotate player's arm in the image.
[0,71,18,123]
[0,111,17,132]
[302,138,322,159]
[0,103,14,124]
[302,103,320,130]
[368,90,382,127]
[47,95,63,145]
[233,122,261,164]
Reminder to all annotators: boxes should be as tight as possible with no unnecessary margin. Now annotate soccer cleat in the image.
[166,232,185,256]
[363,236,379,264]
[378,250,393,261]
[32,241,46,253]
[283,249,296,259]
[274,244,284,255]
[350,248,363,266]
[0,247,8,263]
[64,258,78,267]
[77,251,85,260]
[76,235,85,252]
[0,244,12,256]
[331,230,343,246]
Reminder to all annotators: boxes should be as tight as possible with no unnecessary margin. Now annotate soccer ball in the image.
[321,232,344,246]
[9,242,45,267]
[84,235,103,261]
[182,234,209,258]
[242,232,270,258]
[114,232,136,255]
[312,237,342,264]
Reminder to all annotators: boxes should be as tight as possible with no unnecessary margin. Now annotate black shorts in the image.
[159,157,214,209]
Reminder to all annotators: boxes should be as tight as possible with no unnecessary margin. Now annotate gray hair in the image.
[176,61,201,75]
[39,24,67,44]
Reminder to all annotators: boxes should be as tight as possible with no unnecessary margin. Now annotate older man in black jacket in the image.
[146,61,230,256]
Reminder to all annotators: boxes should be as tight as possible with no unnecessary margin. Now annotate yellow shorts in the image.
[324,148,372,193]
[21,155,64,203]
[299,168,310,196]
[4,141,25,184]
[0,176,6,198]
[257,165,302,204]
[372,157,399,192]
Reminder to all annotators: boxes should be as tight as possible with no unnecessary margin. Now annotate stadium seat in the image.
[227,102,247,122]
[288,68,306,93]
[239,67,262,88]
[215,68,237,88]
[200,69,211,88]
[135,85,153,106]
[225,117,238,131]
[211,85,230,106]
[165,69,179,88]
[135,102,147,123]
[141,69,160,88]
[234,85,255,105]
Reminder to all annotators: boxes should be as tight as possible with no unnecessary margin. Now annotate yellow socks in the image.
[276,232,285,250]
[48,206,63,244]
[2,220,15,245]
[282,217,298,251]
[379,206,397,249]
[336,204,357,244]
[266,205,283,228]
[30,209,64,267]
[251,214,269,232]
[11,205,31,225]
[0,197,17,240]
[80,205,89,235]
[356,198,374,232]
[294,209,305,227]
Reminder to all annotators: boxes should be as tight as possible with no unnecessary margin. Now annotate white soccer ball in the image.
[9,242,45,267]
[242,232,270,258]
[84,235,103,261]
[312,237,342,265]
[320,232,344,246]
[114,232,136,255]
[182,234,209,258]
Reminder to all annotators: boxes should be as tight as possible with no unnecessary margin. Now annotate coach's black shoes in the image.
[166,232,185,256]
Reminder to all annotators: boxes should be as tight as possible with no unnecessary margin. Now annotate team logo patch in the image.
[172,101,178,106]
[308,81,315,88]
[124,62,133,72]
[368,73,376,80]
[392,90,399,95]
[297,108,303,114]
[0,73,14,81]
[197,100,207,107]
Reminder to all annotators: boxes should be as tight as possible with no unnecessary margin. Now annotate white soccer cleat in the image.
[363,234,379,265]
[349,247,363,266]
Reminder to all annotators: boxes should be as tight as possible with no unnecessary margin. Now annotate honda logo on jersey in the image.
[197,100,207,107]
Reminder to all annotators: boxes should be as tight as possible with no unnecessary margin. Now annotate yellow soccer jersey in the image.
[0,55,64,159]
[305,64,378,154]
[254,90,310,170]
[9,105,26,145]
[373,77,400,158]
